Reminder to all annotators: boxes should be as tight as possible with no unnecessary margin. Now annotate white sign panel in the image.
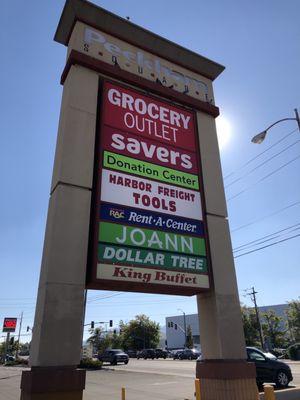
[100,169,202,220]
[97,263,209,288]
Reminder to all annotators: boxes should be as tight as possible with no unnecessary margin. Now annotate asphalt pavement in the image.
[0,359,299,400]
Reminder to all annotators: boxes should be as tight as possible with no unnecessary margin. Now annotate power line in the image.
[87,293,123,303]
[227,153,300,202]
[225,140,300,189]
[233,222,300,252]
[234,233,300,258]
[231,200,300,233]
[224,128,298,180]
[86,298,196,308]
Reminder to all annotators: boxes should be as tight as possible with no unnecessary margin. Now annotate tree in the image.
[109,331,123,349]
[186,325,194,349]
[286,298,300,342]
[120,314,160,350]
[241,305,260,347]
[261,310,286,349]
[87,327,109,353]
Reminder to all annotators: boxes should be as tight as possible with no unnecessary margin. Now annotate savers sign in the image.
[86,81,210,295]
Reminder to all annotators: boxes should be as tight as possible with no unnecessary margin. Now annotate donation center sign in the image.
[87,81,210,295]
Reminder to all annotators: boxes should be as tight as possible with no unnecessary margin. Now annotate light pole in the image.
[251,108,300,144]
[178,309,187,348]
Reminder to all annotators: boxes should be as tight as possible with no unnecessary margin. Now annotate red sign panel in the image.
[3,317,17,333]
[102,127,199,174]
[102,82,196,151]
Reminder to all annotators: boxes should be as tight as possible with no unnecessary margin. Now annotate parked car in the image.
[246,347,293,388]
[179,349,201,360]
[98,349,129,365]
[154,349,168,359]
[172,349,185,359]
[137,349,156,359]
[125,349,137,358]
[5,354,15,362]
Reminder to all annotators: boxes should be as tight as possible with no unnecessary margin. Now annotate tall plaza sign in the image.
[87,81,210,294]
[20,1,259,400]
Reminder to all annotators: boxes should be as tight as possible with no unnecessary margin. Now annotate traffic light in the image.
[170,322,173,328]
[27,326,30,332]
[109,320,113,327]
[91,321,94,329]
[174,324,177,330]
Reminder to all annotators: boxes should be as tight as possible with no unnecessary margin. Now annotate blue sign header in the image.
[100,202,204,236]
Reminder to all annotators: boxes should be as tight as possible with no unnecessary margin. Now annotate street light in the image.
[251,108,300,144]
[177,308,187,348]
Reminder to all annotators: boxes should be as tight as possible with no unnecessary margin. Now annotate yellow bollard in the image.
[195,378,201,400]
[263,385,275,400]
[121,387,126,400]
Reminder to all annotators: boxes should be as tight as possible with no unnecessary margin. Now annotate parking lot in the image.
[0,359,299,400]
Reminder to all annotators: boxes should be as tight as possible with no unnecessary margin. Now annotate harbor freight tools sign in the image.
[87,81,210,295]
[3,318,17,333]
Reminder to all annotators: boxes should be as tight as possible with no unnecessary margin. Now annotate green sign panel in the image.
[99,222,206,256]
[98,243,207,273]
[103,151,199,190]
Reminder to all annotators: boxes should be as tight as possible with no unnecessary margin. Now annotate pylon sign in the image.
[87,81,210,295]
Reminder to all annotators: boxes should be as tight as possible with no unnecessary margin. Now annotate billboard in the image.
[3,317,17,333]
[87,81,210,295]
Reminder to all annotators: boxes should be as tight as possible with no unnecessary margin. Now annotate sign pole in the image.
[4,332,10,361]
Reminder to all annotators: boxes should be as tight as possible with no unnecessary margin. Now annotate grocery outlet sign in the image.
[87,81,210,295]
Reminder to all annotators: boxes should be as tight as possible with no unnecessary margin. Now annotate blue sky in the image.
[1,0,299,342]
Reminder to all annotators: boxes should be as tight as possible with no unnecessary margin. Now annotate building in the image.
[166,304,288,350]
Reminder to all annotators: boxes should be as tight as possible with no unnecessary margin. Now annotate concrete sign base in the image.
[20,367,85,400]
[196,360,258,400]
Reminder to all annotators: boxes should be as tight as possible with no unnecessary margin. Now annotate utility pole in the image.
[16,312,23,358]
[245,287,264,350]
[4,332,10,362]
[294,108,300,131]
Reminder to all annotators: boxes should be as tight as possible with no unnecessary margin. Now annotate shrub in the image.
[79,357,102,369]
[287,343,300,360]
[4,358,29,366]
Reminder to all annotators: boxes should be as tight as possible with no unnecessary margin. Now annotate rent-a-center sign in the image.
[86,81,210,295]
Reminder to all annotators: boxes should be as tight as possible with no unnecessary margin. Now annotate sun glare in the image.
[216,116,232,150]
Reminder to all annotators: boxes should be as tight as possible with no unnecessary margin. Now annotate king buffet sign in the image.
[86,81,211,295]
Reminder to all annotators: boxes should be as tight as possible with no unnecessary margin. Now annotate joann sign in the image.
[86,81,210,295]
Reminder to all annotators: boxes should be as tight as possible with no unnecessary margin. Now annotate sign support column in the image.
[20,65,99,400]
[195,112,258,399]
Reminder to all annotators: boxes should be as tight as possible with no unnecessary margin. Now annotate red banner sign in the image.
[102,127,199,174]
[3,317,17,333]
[103,82,196,151]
